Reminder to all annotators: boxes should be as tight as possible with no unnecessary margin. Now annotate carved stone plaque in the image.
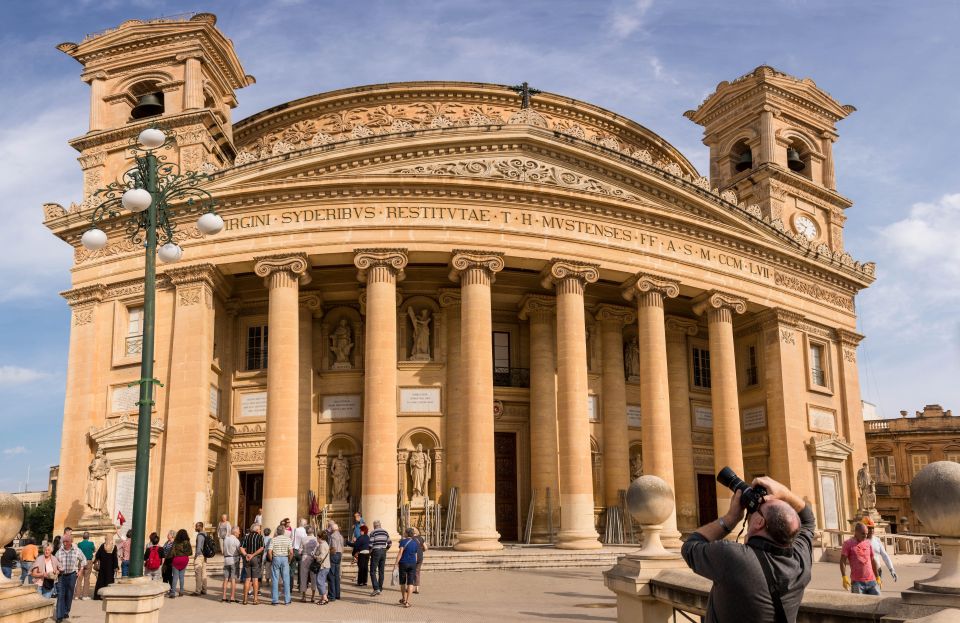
[111,385,140,414]
[627,404,642,428]
[742,405,766,431]
[808,407,837,433]
[399,387,441,414]
[320,394,362,421]
[209,386,219,417]
[114,470,134,527]
[693,405,713,430]
[587,395,600,422]
[240,392,267,418]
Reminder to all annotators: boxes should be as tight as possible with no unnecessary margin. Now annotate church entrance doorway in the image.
[238,471,263,530]
[494,432,519,541]
[696,473,718,527]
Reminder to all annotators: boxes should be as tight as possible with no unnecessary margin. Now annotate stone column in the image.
[299,294,321,516]
[838,329,868,513]
[594,304,635,507]
[692,290,748,510]
[760,106,777,166]
[355,249,408,538]
[85,72,108,132]
[181,53,204,110]
[449,250,504,551]
[820,131,837,190]
[519,294,560,543]
[254,253,311,529]
[542,259,601,550]
[624,274,681,541]
[160,265,225,530]
[56,284,106,531]
[664,317,699,532]
[438,288,462,504]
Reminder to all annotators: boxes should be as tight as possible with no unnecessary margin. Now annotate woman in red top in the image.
[166,529,192,598]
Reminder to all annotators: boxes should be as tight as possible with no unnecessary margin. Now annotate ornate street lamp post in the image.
[81,127,224,577]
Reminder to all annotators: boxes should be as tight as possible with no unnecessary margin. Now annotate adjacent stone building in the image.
[866,405,960,532]
[45,13,875,549]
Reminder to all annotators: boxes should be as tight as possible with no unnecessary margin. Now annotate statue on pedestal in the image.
[408,444,432,499]
[85,448,111,516]
[330,451,350,503]
[624,340,640,380]
[857,461,877,513]
[631,454,643,481]
[408,308,432,360]
[329,319,354,369]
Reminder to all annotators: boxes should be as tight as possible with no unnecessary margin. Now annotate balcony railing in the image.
[125,335,143,356]
[493,367,530,388]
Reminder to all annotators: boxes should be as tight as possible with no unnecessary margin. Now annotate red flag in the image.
[117,511,126,526]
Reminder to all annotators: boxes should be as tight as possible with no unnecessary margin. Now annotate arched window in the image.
[786,138,812,178]
[731,139,752,176]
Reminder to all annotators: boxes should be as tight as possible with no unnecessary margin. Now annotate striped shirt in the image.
[240,532,264,557]
[270,534,292,557]
[369,529,392,551]
[55,544,86,573]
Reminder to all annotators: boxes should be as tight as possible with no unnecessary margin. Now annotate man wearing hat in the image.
[861,517,897,582]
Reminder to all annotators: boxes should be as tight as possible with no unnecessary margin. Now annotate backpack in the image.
[145,546,162,570]
[201,535,215,559]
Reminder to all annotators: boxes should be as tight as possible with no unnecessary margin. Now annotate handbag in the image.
[309,551,328,574]
[42,577,56,591]
[390,566,399,586]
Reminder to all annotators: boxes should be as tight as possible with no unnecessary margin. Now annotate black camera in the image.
[716,467,768,514]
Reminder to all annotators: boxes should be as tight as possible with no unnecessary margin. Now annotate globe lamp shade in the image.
[137,128,166,149]
[157,242,183,263]
[196,212,224,235]
[121,188,152,212]
[81,228,108,251]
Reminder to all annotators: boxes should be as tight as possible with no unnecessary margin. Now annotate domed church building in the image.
[46,14,873,549]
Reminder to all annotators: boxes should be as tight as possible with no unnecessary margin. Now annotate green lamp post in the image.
[80,126,224,577]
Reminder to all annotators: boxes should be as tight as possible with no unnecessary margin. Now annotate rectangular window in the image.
[125,307,143,356]
[493,331,511,372]
[911,454,929,477]
[745,345,759,386]
[692,347,711,389]
[809,343,827,387]
[872,455,897,483]
[246,325,269,371]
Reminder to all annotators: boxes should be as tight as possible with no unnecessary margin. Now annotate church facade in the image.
[46,14,874,549]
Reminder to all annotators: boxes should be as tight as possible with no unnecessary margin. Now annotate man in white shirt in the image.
[861,517,897,581]
[291,518,308,591]
[221,527,242,603]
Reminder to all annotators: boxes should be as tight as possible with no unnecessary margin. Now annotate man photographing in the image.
[681,472,815,623]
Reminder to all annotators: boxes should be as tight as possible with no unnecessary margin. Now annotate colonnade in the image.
[249,249,754,548]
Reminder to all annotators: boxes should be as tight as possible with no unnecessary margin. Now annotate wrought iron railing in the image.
[493,367,530,388]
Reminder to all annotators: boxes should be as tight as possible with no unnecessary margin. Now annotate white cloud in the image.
[3,446,27,456]
[610,0,655,38]
[877,193,960,279]
[0,366,50,385]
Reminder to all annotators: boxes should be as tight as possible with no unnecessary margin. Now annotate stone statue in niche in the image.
[630,454,643,481]
[329,319,354,369]
[624,339,640,381]
[330,451,350,503]
[408,444,432,499]
[85,447,111,516]
[857,461,877,512]
[408,308,432,361]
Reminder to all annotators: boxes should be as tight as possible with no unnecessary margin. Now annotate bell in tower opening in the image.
[786,146,805,172]
[131,92,164,119]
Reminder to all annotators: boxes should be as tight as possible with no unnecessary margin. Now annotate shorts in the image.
[244,556,262,578]
[398,563,417,586]
[223,558,239,581]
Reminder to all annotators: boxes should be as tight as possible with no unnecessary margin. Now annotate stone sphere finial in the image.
[911,461,960,593]
[0,493,25,546]
[912,461,960,538]
[626,475,676,558]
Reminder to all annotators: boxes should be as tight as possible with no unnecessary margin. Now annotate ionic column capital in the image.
[354,248,408,283]
[540,259,599,293]
[254,253,312,287]
[518,294,556,321]
[437,287,462,308]
[299,292,323,318]
[621,273,680,304]
[592,303,635,325]
[665,316,699,338]
[61,283,106,307]
[691,290,748,319]
[448,249,505,284]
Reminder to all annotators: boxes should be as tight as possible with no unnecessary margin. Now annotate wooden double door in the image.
[494,432,519,542]
[238,471,263,530]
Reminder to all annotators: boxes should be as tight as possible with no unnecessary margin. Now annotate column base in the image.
[0,576,54,623]
[454,529,504,551]
[99,576,168,623]
[556,530,602,550]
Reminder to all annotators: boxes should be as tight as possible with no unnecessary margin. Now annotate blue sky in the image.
[1,0,958,491]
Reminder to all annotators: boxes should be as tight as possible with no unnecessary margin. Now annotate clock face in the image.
[794,215,818,240]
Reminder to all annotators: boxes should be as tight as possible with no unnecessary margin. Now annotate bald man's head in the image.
[762,500,801,547]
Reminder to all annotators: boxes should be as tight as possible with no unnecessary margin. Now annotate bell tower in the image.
[57,13,254,200]
[685,66,855,252]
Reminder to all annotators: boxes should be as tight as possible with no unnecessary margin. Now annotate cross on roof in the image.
[509,82,542,109]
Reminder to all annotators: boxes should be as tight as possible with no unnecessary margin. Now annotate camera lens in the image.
[716,466,748,494]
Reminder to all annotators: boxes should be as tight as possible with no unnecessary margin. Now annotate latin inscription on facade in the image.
[693,405,713,430]
[209,386,219,417]
[742,405,767,430]
[240,392,268,418]
[114,470,134,527]
[808,407,837,433]
[627,404,642,428]
[587,395,600,422]
[399,387,441,414]
[111,385,140,414]
[320,394,362,421]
